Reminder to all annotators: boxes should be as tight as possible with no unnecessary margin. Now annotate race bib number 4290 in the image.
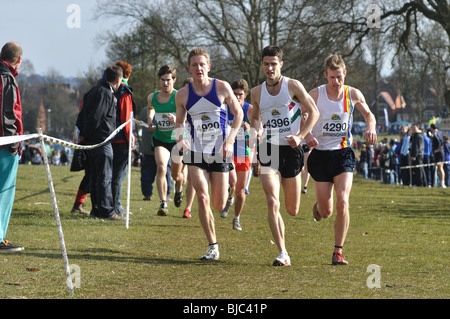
[322,113,349,137]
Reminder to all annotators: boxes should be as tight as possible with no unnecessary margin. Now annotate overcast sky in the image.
[1,0,118,78]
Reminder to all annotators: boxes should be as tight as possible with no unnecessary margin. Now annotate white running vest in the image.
[259,77,302,146]
[311,84,354,150]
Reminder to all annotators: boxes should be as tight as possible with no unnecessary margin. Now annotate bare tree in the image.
[95,0,355,90]
[307,0,450,113]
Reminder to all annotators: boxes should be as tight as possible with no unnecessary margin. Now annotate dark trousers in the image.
[88,143,115,218]
[112,143,129,213]
[140,154,157,197]
[423,155,431,186]
[400,154,412,186]
[411,155,426,187]
[140,153,172,198]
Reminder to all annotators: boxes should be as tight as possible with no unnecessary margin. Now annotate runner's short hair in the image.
[324,54,346,73]
[187,48,210,66]
[261,46,283,61]
[158,64,177,80]
[231,79,249,94]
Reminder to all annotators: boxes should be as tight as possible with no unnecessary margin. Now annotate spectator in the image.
[443,134,450,187]
[0,41,25,252]
[423,128,432,186]
[380,143,391,184]
[410,123,426,187]
[398,125,412,186]
[111,61,135,216]
[359,144,369,179]
[389,139,400,185]
[430,124,446,188]
[76,65,124,220]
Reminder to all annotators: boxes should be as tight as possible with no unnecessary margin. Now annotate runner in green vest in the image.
[147,65,185,216]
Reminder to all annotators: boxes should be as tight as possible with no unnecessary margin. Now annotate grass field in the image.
[1,163,449,301]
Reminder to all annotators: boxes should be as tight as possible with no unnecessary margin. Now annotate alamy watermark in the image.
[69,264,81,289]
[366,264,381,288]
[366,4,381,29]
[66,4,81,29]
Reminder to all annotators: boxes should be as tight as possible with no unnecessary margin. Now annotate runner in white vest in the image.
[307,54,377,265]
[249,46,319,266]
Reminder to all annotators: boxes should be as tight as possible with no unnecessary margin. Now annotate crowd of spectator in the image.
[356,123,449,188]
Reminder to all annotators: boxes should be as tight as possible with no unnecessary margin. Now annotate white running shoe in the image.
[220,197,234,218]
[200,244,219,260]
[232,216,242,231]
[157,201,168,216]
[273,251,291,266]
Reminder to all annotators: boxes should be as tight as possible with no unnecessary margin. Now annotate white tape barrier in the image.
[0,117,146,295]
[0,117,151,150]
[0,133,39,146]
[399,161,450,169]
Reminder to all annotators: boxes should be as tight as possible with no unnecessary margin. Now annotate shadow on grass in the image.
[21,247,229,267]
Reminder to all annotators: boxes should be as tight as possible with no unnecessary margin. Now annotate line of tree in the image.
[96,0,449,118]
[18,0,450,139]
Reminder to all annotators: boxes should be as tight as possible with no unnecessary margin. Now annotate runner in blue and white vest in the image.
[174,48,243,261]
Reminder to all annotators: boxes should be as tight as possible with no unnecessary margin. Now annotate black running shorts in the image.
[257,142,304,178]
[307,147,355,183]
[183,150,232,173]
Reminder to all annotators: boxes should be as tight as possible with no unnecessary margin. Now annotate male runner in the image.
[307,54,377,265]
[175,48,243,260]
[148,65,185,216]
[249,46,319,266]
[220,79,253,231]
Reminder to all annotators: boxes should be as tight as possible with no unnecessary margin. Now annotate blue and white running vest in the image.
[228,102,250,158]
[185,79,230,155]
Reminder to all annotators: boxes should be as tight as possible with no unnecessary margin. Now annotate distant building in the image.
[371,90,412,125]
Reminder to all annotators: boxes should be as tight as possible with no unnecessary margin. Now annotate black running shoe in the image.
[174,190,183,208]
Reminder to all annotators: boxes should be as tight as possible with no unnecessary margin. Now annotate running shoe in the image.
[232,217,242,231]
[183,208,191,218]
[0,240,24,253]
[174,190,183,207]
[253,165,260,177]
[272,251,291,266]
[157,201,168,216]
[200,244,219,260]
[220,197,234,218]
[312,202,322,222]
[332,252,348,265]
